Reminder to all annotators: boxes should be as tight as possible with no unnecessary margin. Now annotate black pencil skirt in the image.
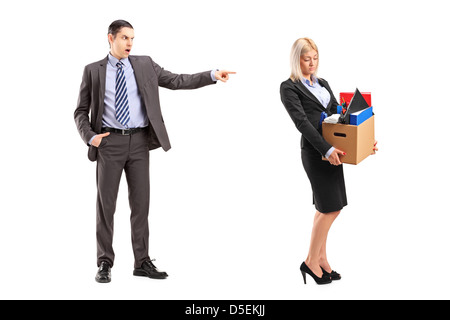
[301,139,347,214]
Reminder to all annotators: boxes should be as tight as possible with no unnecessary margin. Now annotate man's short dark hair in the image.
[108,20,133,38]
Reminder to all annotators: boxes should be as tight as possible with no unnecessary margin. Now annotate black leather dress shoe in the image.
[95,261,111,283]
[133,260,168,279]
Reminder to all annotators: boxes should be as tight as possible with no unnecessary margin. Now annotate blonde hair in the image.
[290,37,319,82]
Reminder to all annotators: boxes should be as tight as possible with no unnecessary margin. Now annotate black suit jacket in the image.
[74,55,216,161]
[280,77,339,156]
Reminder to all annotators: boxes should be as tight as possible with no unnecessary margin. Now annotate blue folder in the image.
[349,106,373,126]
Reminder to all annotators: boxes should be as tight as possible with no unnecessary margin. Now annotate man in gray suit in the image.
[74,20,235,283]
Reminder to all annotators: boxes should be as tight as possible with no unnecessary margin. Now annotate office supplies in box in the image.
[319,111,327,129]
[340,91,371,107]
[322,115,375,165]
[349,106,373,125]
[339,88,370,124]
[323,114,340,124]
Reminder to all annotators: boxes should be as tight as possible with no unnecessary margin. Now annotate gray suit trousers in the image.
[96,129,150,269]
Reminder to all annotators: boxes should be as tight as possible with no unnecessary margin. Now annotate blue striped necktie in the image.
[115,61,130,126]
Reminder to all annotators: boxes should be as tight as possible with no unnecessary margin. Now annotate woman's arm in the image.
[280,83,332,157]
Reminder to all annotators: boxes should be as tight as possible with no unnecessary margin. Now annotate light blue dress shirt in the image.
[89,54,217,145]
[301,76,334,158]
[102,54,148,130]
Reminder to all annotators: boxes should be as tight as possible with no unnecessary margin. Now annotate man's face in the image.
[108,27,134,60]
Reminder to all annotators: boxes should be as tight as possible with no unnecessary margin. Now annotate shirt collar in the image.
[301,75,318,88]
[108,53,130,68]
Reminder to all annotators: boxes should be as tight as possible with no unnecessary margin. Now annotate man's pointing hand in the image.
[215,70,236,82]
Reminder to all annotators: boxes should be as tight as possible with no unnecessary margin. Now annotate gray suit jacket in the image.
[74,55,216,161]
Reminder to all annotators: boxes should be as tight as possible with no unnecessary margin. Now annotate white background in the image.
[1,0,449,300]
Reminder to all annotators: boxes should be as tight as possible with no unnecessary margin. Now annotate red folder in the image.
[340,92,371,107]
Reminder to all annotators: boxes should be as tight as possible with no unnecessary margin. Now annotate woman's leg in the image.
[305,210,340,277]
[319,233,332,273]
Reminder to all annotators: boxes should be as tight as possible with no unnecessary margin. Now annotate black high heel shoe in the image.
[300,262,332,285]
[321,267,341,281]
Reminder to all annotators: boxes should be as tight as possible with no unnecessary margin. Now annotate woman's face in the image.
[300,50,318,78]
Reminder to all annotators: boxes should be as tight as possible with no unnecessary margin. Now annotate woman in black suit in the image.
[280,38,347,285]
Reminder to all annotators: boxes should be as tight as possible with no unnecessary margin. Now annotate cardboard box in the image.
[322,115,375,165]
[340,92,371,107]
